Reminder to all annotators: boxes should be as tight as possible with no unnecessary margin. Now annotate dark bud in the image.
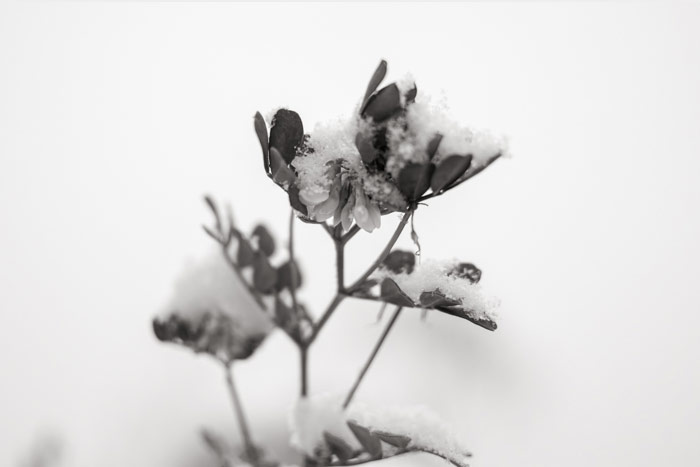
[382,250,415,274]
[252,224,275,257]
[269,109,304,164]
[450,262,482,284]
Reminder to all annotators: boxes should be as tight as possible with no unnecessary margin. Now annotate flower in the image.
[253,60,506,233]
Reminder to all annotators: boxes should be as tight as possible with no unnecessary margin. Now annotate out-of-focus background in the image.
[2,2,699,467]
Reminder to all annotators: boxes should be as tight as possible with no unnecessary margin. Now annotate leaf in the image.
[362,84,402,123]
[253,112,270,174]
[237,237,255,267]
[269,147,297,187]
[252,224,275,257]
[373,431,411,449]
[277,260,303,290]
[404,83,417,105]
[426,133,443,159]
[269,109,304,164]
[347,421,382,459]
[380,278,415,307]
[361,59,388,111]
[398,163,435,201]
[274,295,301,343]
[419,290,460,308]
[382,250,415,274]
[449,262,481,284]
[430,155,473,194]
[355,131,379,164]
[252,252,277,294]
[288,184,308,216]
[435,306,498,331]
[323,431,354,463]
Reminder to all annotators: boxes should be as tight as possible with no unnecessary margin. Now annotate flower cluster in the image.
[254,60,506,233]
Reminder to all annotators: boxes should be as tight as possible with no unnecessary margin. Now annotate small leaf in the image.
[436,306,498,331]
[380,278,415,307]
[449,262,482,284]
[361,59,388,111]
[253,112,270,174]
[398,163,435,201]
[347,421,382,459]
[430,155,473,194]
[237,237,255,267]
[270,147,297,187]
[355,131,379,164]
[382,250,415,274]
[426,133,443,159]
[274,295,301,343]
[373,431,411,449]
[419,290,460,308]
[252,224,275,257]
[323,431,354,463]
[253,252,277,293]
[277,260,303,290]
[362,84,402,123]
[269,109,304,164]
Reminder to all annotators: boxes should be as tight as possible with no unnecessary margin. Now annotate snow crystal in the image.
[162,250,272,336]
[290,393,470,464]
[373,259,498,321]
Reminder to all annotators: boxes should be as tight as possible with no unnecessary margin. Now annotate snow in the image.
[290,393,470,464]
[373,259,498,321]
[161,250,273,337]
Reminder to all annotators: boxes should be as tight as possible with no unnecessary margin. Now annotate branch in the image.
[223,365,259,467]
[343,306,402,408]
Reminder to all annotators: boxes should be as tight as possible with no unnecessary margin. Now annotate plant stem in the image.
[346,210,412,293]
[307,293,346,344]
[220,245,267,310]
[300,346,308,397]
[342,306,402,409]
[288,210,300,313]
[223,365,259,467]
[335,237,345,291]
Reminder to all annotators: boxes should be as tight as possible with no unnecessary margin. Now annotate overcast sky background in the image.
[1,2,700,467]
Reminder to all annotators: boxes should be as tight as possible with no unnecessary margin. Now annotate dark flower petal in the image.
[398,163,435,201]
[430,155,473,194]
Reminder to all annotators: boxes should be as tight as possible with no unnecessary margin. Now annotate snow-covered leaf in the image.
[361,59,388,111]
[347,421,382,459]
[323,431,354,463]
[419,290,460,308]
[373,431,411,449]
[355,131,379,164]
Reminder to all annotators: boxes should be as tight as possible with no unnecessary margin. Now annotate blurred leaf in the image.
[380,278,415,307]
[426,133,443,159]
[237,237,255,267]
[253,253,277,293]
[277,260,303,290]
[398,163,435,201]
[431,155,473,194]
[323,431,354,463]
[419,290,460,308]
[373,431,411,449]
[274,295,301,343]
[347,421,382,459]
[269,109,304,164]
[361,59,388,111]
[362,84,402,123]
[404,83,417,104]
[382,250,415,274]
[252,225,275,257]
[449,262,481,284]
[254,111,270,174]
[436,306,497,331]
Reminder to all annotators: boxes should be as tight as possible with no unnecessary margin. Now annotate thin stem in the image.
[220,245,267,310]
[300,347,308,397]
[307,293,346,344]
[342,307,402,409]
[347,210,412,293]
[288,210,299,314]
[340,224,361,245]
[335,238,345,291]
[224,365,259,467]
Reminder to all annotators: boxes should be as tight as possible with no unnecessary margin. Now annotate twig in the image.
[223,364,259,467]
[346,210,412,293]
[289,210,300,314]
[219,245,267,311]
[335,237,345,291]
[343,306,402,408]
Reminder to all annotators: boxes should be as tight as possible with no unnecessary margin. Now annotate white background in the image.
[1,2,699,467]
